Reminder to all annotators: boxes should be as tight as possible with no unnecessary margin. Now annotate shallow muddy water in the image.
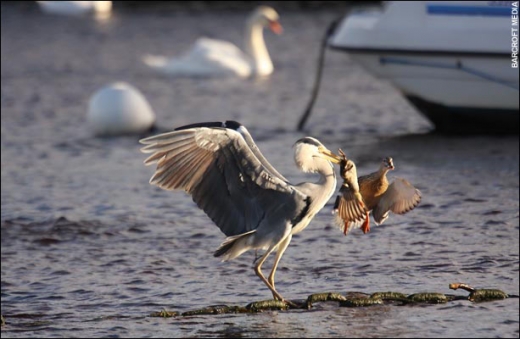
[1,3,519,338]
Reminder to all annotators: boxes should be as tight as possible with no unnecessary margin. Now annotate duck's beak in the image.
[269,20,283,34]
[319,148,342,164]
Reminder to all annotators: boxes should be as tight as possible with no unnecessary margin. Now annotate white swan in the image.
[87,82,156,137]
[37,1,112,17]
[143,6,282,78]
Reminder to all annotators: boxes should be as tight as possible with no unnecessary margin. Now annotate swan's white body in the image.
[87,82,156,137]
[37,1,112,16]
[143,6,281,78]
[144,38,252,78]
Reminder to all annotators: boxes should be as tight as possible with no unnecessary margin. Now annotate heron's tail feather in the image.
[214,230,256,261]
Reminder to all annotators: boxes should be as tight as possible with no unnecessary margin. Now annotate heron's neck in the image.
[291,160,337,235]
[243,19,273,76]
[314,161,337,208]
[319,163,337,186]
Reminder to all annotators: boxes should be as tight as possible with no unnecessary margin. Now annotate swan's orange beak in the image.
[269,20,283,34]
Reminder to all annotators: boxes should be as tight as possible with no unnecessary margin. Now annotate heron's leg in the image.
[254,236,295,307]
[268,235,292,298]
[254,246,282,299]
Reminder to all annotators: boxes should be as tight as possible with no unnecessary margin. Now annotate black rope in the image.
[296,17,341,131]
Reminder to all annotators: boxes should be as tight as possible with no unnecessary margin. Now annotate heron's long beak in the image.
[319,148,342,164]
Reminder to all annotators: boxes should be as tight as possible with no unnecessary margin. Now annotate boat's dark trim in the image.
[426,4,512,17]
[405,95,519,134]
[328,45,509,58]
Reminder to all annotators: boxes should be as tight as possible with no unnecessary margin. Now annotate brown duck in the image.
[334,155,421,235]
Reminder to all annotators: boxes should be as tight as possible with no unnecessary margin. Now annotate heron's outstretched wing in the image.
[373,178,422,224]
[174,120,288,182]
[140,126,307,237]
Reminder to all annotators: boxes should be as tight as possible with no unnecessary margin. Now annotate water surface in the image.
[1,4,519,338]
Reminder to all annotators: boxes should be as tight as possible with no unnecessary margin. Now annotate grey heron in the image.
[334,156,422,236]
[139,121,342,304]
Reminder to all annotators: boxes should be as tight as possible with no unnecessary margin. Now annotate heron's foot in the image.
[282,298,299,309]
[271,289,286,302]
[271,291,298,308]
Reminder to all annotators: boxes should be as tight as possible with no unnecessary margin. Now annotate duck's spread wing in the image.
[373,177,422,224]
[140,126,307,237]
[333,185,367,234]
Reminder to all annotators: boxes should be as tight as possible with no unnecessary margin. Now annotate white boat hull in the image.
[329,1,519,133]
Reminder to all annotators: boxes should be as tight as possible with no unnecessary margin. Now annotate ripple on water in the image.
[1,4,518,338]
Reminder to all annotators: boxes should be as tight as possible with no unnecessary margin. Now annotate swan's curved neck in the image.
[243,19,273,76]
